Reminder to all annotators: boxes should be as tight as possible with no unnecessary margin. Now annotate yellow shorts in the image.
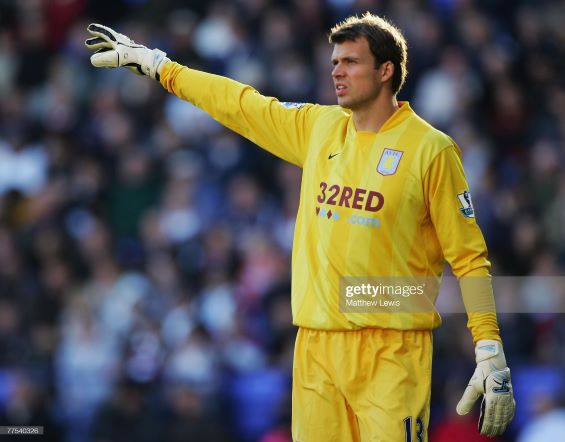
[292,327,432,442]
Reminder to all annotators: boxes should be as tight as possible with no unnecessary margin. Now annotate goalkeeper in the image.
[85,14,514,441]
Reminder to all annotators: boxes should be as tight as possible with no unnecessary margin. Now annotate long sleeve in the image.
[424,145,501,343]
[160,61,322,167]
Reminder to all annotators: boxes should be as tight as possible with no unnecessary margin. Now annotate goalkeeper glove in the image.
[456,339,515,437]
[85,23,169,80]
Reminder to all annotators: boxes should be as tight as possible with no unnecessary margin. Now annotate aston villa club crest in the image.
[377,149,403,176]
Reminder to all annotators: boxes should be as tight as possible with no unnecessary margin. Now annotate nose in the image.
[332,62,343,78]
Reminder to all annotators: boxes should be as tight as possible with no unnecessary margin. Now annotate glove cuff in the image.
[152,49,170,81]
[476,339,507,368]
[141,48,169,81]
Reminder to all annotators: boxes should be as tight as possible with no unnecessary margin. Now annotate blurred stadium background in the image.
[0,0,564,441]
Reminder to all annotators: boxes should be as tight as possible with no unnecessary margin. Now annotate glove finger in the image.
[90,49,119,68]
[496,402,515,436]
[456,384,481,415]
[479,393,515,437]
[478,396,491,436]
[87,23,117,43]
[85,37,111,50]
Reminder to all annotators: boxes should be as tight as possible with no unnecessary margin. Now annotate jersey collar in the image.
[347,101,414,136]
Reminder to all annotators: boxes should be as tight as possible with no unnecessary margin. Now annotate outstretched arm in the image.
[85,23,320,167]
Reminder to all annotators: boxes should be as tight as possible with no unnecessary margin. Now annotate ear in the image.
[380,61,395,83]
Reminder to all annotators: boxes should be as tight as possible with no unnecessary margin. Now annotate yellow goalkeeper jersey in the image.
[161,62,499,339]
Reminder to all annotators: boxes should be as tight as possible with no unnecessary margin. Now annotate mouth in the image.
[335,83,347,97]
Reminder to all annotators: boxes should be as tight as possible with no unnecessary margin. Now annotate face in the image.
[331,37,385,110]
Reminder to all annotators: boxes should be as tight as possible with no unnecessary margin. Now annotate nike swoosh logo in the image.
[328,152,341,159]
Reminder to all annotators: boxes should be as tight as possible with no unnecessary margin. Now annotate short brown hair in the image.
[329,12,408,95]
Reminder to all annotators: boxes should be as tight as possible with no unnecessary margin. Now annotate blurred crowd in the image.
[0,0,564,441]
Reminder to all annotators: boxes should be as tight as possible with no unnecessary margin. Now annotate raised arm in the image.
[85,23,319,167]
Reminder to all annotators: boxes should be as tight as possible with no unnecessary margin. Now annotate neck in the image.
[352,95,399,132]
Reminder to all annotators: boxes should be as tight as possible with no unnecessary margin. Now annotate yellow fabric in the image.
[160,62,500,341]
[423,150,500,342]
[459,272,501,343]
[292,327,432,442]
